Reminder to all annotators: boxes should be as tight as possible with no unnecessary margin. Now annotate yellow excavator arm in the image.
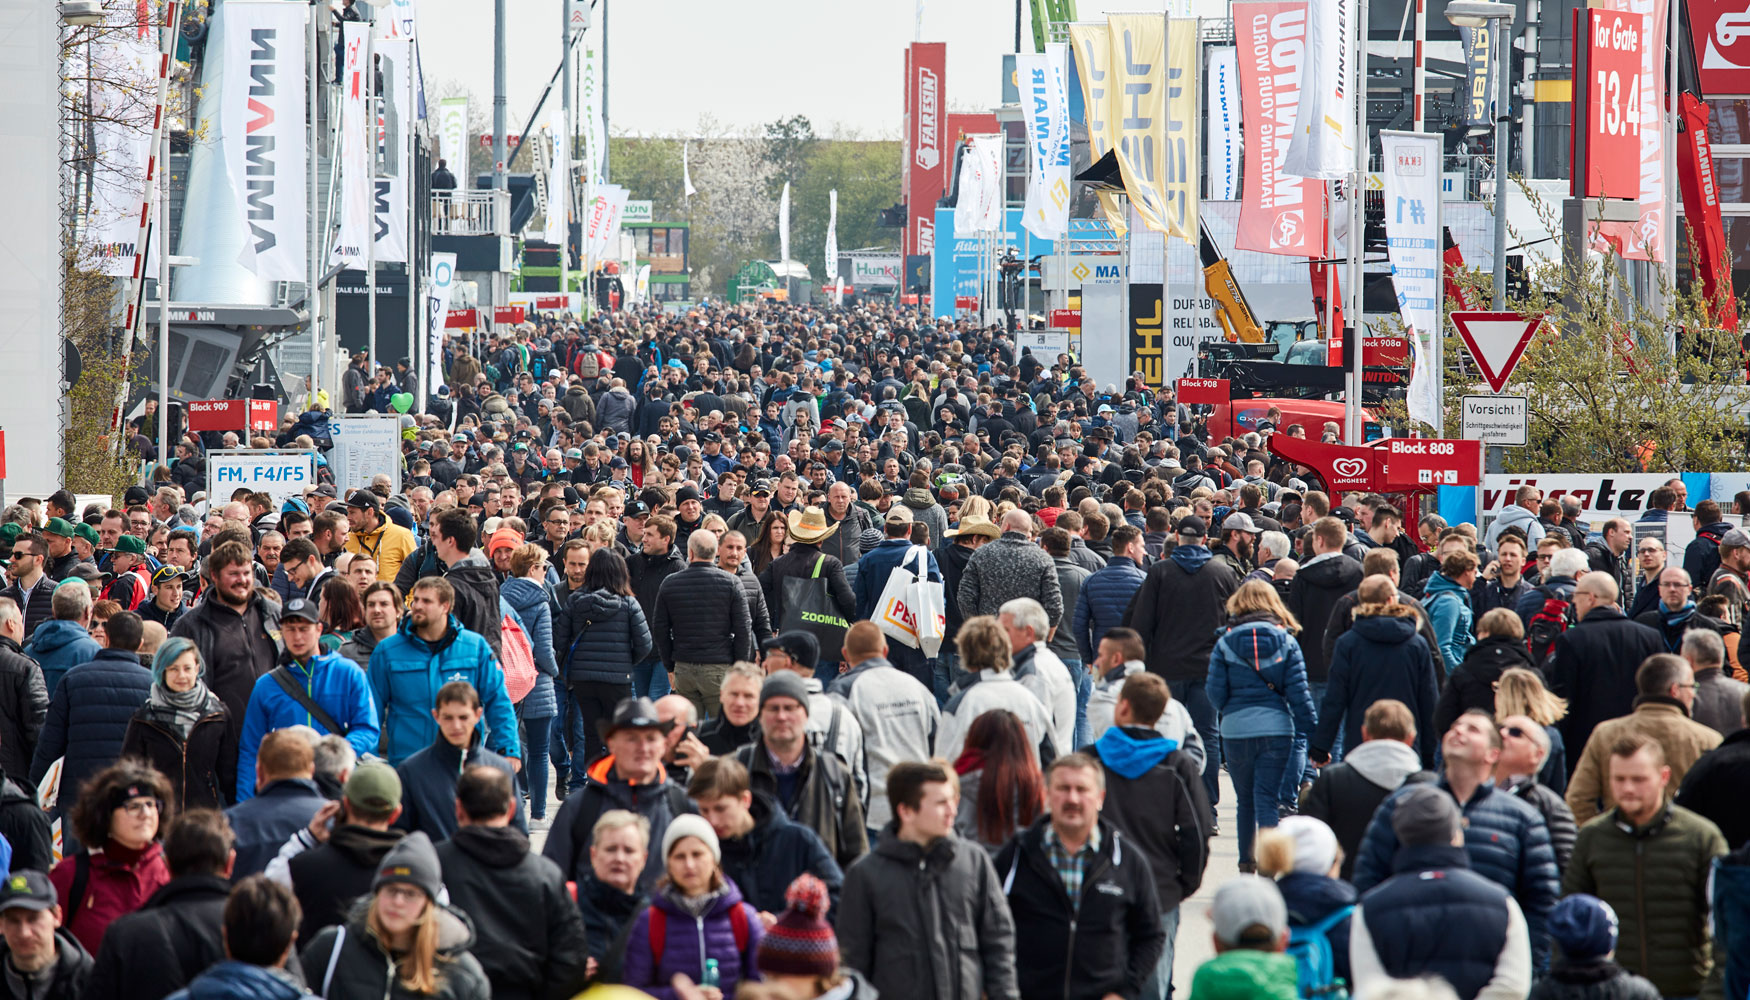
[1200,221,1266,343]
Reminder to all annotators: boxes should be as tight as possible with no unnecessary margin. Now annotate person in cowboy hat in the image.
[758,508,857,680]
[540,696,695,893]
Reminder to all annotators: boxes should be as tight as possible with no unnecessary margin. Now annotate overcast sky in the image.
[413,0,1185,139]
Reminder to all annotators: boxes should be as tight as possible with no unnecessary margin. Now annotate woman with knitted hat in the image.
[300,832,489,1000]
[620,815,763,1000]
[756,873,877,999]
[120,636,235,811]
[1255,816,1358,995]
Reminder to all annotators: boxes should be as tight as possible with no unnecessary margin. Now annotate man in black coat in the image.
[274,760,406,941]
[1545,573,1663,772]
[994,753,1165,1000]
[430,509,502,658]
[1086,672,1210,999]
[0,602,47,781]
[1122,516,1238,808]
[1303,699,1432,880]
[1674,696,1750,850]
[83,809,236,1000]
[651,531,754,721]
[1287,518,1366,720]
[435,766,588,1000]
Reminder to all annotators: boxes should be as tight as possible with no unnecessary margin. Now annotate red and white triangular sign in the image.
[1451,311,1543,393]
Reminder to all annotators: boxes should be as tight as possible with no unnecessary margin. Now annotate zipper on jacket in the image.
[1634,839,1648,974]
[696,914,707,981]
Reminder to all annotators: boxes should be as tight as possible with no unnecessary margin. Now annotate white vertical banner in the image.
[427,252,456,391]
[825,189,839,280]
[583,184,629,260]
[218,1,308,281]
[542,117,568,245]
[682,139,698,198]
[578,3,606,183]
[954,133,1005,236]
[1018,44,1072,242]
[372,38,412,263]
[85,10,159,277]
[779,181,791,264]
[330,22,372,269]
[1380,131,1443,429]
[1283,0,1355,179]
[375,0,416,40]
[436,97,468,175]
[1207,46,1242,201]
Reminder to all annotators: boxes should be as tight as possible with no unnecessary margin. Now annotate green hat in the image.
[113,534,147,556]
[73,523,100,546]
[344,761,403,813]
[43,518,74,539]
[0,525,21,546]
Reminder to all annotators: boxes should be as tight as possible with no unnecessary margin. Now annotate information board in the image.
[328,416,403,496]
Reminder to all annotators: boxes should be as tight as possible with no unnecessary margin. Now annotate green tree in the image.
[761,115,817,201]
[790,136,903,281]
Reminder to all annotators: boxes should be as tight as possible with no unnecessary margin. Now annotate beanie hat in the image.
[661,815,720,864]
[756,874,838,978]
[675,485,702,505]
[372,831,443,901]
[1391,785,1462,848]
[759,671,811,715]
[1276,816,1339,876]
[1548,894,1619,960]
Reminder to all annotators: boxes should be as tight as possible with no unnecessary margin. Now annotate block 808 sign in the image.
[1585,9,1649,198]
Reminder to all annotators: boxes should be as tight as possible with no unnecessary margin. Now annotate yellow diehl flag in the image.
[1164,18,1200,244]
[1106,14,1170,235]
[1067,22,1128,238]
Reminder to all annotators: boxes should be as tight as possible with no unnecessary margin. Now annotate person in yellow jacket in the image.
[343,491,417,586]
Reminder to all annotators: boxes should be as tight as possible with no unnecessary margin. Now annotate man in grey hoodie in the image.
[1484,484,1546,551]
[1302,698,1430,880]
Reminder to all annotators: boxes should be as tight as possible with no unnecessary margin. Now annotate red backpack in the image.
[647,903,751,966]
[498,613,538,703]
[1526,584,1575,664]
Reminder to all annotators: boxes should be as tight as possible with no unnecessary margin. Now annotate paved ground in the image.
[529,767,1242,993]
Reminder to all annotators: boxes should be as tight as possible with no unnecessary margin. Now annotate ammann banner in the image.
[220,1,308,281]
[1234,2,1325,257]
[330,22,372,269]
[1017,43,1071,242]
[1106,15,1170,234]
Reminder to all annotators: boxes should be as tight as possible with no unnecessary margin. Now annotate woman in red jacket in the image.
[48,760,173,954]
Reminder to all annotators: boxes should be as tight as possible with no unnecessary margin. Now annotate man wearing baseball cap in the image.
[268,760,406,940]
[0,869,92,998]
[137,565,189,630]
[342,490,417,586]
[39,520,80,584]
[1183,876,1295,999]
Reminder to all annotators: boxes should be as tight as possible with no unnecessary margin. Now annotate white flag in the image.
[1381,130,1443,429]
[825,189,839,280]
[330,22,372,269]
[954,133,1005,236]
[437,98,468,177]
[220,1,308,281]
[1284,0,1356,179]
[1018,43,1072,242]
[372,38,412,263]
[682,140,698,198]
[542,121,568,245]
[427,252,456,391]
[85,7,159,278]
[1207,46,1242,201]
[779,181,791,264]
[578,6,606,183]
[583,184,629,260]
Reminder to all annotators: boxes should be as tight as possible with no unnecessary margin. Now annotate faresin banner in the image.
[1106,15,1170,234]
[330,21,372,269]
[220,1,308,281]
[1233,2,1325,258]
[904,42,947,258]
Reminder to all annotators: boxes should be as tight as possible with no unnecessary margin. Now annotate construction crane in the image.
[1028,0,1078,50]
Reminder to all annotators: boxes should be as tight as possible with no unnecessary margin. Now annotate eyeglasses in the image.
[120,798,162,817]
[379,884,425,904]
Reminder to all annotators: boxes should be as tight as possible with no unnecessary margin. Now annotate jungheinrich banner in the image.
[1234,2,1325,257]
[330,21,372,269]
[1106,15,1170,234]
[1282,0,1353,179]
[220,0,308,281]
[1164,19,1200,242]
[1017,43,1071,242]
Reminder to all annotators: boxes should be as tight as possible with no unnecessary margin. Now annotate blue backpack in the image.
[1286,905,1355,999]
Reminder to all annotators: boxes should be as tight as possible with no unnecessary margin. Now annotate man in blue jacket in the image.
[368,576,520,768]
[1071,525,1148,664]
[236,598,380,802]
[1350,709,1560,971]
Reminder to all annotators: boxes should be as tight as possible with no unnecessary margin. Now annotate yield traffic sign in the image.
[1450,311,1543,393]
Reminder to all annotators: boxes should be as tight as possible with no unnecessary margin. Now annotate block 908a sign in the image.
[1585,9,1649,199]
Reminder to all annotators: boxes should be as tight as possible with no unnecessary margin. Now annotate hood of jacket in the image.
[1095,725,1180,779]
[1350,605,1420,644]
[395,612,462,654]
[1216,614,1297,666]
[572,588,636,620]
[902,488,937,511]
[184,961,305,1000]
[1495,505,1539,532]
[1275,870,1359,925]
[1187,950,1299,1000]
[327,823,405,868]
[448,823,531,868]
[1170,544,1213,574]
[871,823,962,871]
[23,618,94,656]
[1423,572,1469,602]
[499,576,548,610]
[1462,635,1534,673]
[1341,737,1424,789]
[444,549,498,587]
[343,626,382,658]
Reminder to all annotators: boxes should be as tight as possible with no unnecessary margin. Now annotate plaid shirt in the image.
[1043,822,1102,909]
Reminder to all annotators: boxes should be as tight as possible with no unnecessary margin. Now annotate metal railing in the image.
[432,190,511,237]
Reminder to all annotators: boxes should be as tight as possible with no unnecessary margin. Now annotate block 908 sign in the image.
[1585,9,1649,198]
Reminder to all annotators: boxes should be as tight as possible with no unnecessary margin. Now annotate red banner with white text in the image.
[1234,2,1327,257]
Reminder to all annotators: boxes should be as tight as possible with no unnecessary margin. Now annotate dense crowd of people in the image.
[0,298,1742,1000]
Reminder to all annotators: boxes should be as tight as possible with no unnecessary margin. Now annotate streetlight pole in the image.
[1446,1,1516,310]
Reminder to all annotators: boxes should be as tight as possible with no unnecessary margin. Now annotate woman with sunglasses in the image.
[49,760,173,953]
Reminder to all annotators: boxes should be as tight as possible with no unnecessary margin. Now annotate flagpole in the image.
[307,0,321,398]
[365,25,377,371]
[1347,0,1369,444]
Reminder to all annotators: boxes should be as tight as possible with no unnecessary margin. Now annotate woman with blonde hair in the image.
[1256,816,1357,989]
[1208,579,1316,871]
[301,832,489,999]
[1495,666,1570,791]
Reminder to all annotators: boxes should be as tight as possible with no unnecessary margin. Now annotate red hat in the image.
[756,874,837,978]
[487,527,524,556]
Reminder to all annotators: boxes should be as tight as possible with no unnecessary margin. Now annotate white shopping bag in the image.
[875,546,947,656]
